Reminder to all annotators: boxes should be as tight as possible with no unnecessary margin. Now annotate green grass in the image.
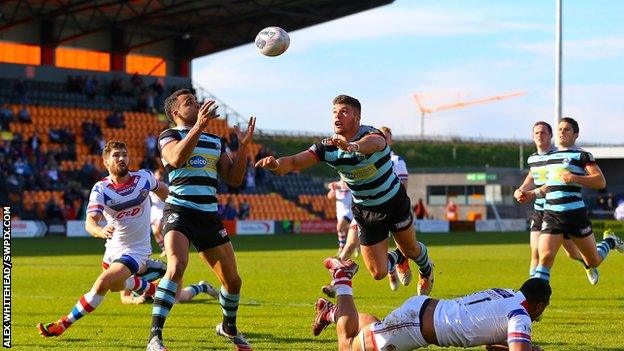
[12,232,624,350]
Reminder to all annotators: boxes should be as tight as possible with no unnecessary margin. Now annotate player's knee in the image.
[370,268,387,280]
[224,274,242,293]
[167,260,188,280]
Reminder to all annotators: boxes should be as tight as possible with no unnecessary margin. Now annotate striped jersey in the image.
[527,146,557,211]
[158,126,225,213]
[542,147,595,213]
[87,169,158,257]
[390,151,409,184]
[434,288,533,348]
[309,125,400,207]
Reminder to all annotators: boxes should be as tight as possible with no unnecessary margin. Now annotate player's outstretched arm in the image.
[331,134,385,155]
[255,150,319,176]
[218,116,256,186]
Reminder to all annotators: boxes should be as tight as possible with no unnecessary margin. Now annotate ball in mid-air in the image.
[255,26,290,57]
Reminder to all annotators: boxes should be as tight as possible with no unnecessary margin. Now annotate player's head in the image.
[332,95,361,136]
[532,121,552,150]
[164,89,198,126]
[102,140,129,177]
[380,126,393,145]
[519,278,551,321]
[557,117,579,147]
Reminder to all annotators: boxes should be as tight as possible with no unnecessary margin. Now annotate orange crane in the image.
[413,91,527,136]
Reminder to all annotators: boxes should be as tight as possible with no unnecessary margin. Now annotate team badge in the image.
[219,228,228,238]
[140,189,149,198]
[167,213,179,224]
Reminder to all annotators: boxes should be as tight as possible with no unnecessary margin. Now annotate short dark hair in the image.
[519,278,551,305]
[164,89,192,124]
[533,121,552,135]
[333,94,361,114]
[559,117,579,133]
[102,140,127,157]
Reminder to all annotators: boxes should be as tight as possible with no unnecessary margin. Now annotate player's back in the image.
[434,288,530,347]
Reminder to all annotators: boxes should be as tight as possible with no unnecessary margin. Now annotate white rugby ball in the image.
[255,26,290,57]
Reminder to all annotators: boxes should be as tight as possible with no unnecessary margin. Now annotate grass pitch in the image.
[12,232,624,350]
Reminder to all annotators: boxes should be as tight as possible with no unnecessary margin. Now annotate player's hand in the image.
[329,136,357,152]
[196,100,220,129]
[235,116,256,147]
[517,190,534,203]
[101,225,115,239]
[513,189,524,201]
[561,171,575,183]
[132,296,147,305]
[328,181,340,190]
[255,156,279,171]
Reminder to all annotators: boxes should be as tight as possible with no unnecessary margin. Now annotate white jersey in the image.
[390,151,408,184]
[149,191,165,225]
[371,289,532,350]
[87,169,159,258]
[614,202,624,221]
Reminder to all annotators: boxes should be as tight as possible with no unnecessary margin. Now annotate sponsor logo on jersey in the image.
[341,164,377,181]
[167,213,179,224]
[115,206,142,219]
[580,225,592,235]
[394,215,412,229]
[186,154,218,171]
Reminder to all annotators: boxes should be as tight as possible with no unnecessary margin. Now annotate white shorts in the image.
[102,250,149,275]
[337,207,353,222]
[369,296,429,350]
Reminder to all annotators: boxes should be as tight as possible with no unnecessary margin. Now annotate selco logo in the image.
[188,155,208,168]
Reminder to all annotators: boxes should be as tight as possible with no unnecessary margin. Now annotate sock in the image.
[387,249,404,273]
[577,259,590,270]
[529,267,537,277]
[597,238,615,261]
[61,291,105,328]
[149,278,177,340]
[183,282,208,298]
[219,286,240,335]
[337,231,347,251]
[415,242,432,277]
[533,264,551,281]
[125,276,157,296]
[331,268,353,296]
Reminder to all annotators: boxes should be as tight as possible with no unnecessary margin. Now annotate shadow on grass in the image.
[14,232,531,257]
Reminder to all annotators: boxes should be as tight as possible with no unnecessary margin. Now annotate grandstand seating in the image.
[217,194,318,221]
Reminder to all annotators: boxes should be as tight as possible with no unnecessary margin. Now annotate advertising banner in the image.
[236,220,275,235]
[11,220,46,238]
[415,220,449,233]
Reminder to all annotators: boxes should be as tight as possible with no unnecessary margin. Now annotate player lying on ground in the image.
[37,141,168,337]
[314,257,550,351]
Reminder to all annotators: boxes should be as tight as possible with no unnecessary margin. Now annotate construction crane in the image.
[413,91,527,137]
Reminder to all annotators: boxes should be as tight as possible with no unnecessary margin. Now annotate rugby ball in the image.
[255,26,290,57]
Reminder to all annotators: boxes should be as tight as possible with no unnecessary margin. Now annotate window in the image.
[427,186,446,205]
[56,47,110,71]
[447,185,466,205]
[126,54,166,76]
[467,185,485,204]
[0,41,40,65]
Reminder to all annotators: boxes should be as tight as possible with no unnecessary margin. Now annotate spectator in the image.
[0,103,14,131]
[238,200,250,220]
[223,197,238,220]
[245,159,255,190]
[49,128,62,143]
[28,132,41,156]
[446,198,458,221]
[12,79,28,104]
[145,132,157,156]
[85,76,98,100]
[45,199,64,222]
[414,198,429,220]
[106,109,125,128]
[17,105,31,123]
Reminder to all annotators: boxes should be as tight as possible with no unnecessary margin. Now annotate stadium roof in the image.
[0,0,394,59]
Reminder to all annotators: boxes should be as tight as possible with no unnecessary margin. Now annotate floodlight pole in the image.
[555,0,563,127]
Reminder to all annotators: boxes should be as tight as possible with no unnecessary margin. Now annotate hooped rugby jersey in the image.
[541,147,595,213]
[158,126,225,213]
[526,146,557,211]
[87,169,159,257]
[309,125,400,207]
[433,288,533,348]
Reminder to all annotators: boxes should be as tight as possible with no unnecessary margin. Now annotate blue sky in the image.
[193,0,624,144]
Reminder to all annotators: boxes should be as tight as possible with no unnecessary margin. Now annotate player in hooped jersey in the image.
[313,257,550,351]
[37,141,169,337]
[518,117,624,283]
[147,90,256,351]
[514,121,598,284]
[257,95,434,296]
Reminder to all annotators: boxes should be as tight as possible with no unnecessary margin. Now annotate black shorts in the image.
[541,208,593,239]
[161,204,230,252]
[352,185,413,246]
[529,210,543,232]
